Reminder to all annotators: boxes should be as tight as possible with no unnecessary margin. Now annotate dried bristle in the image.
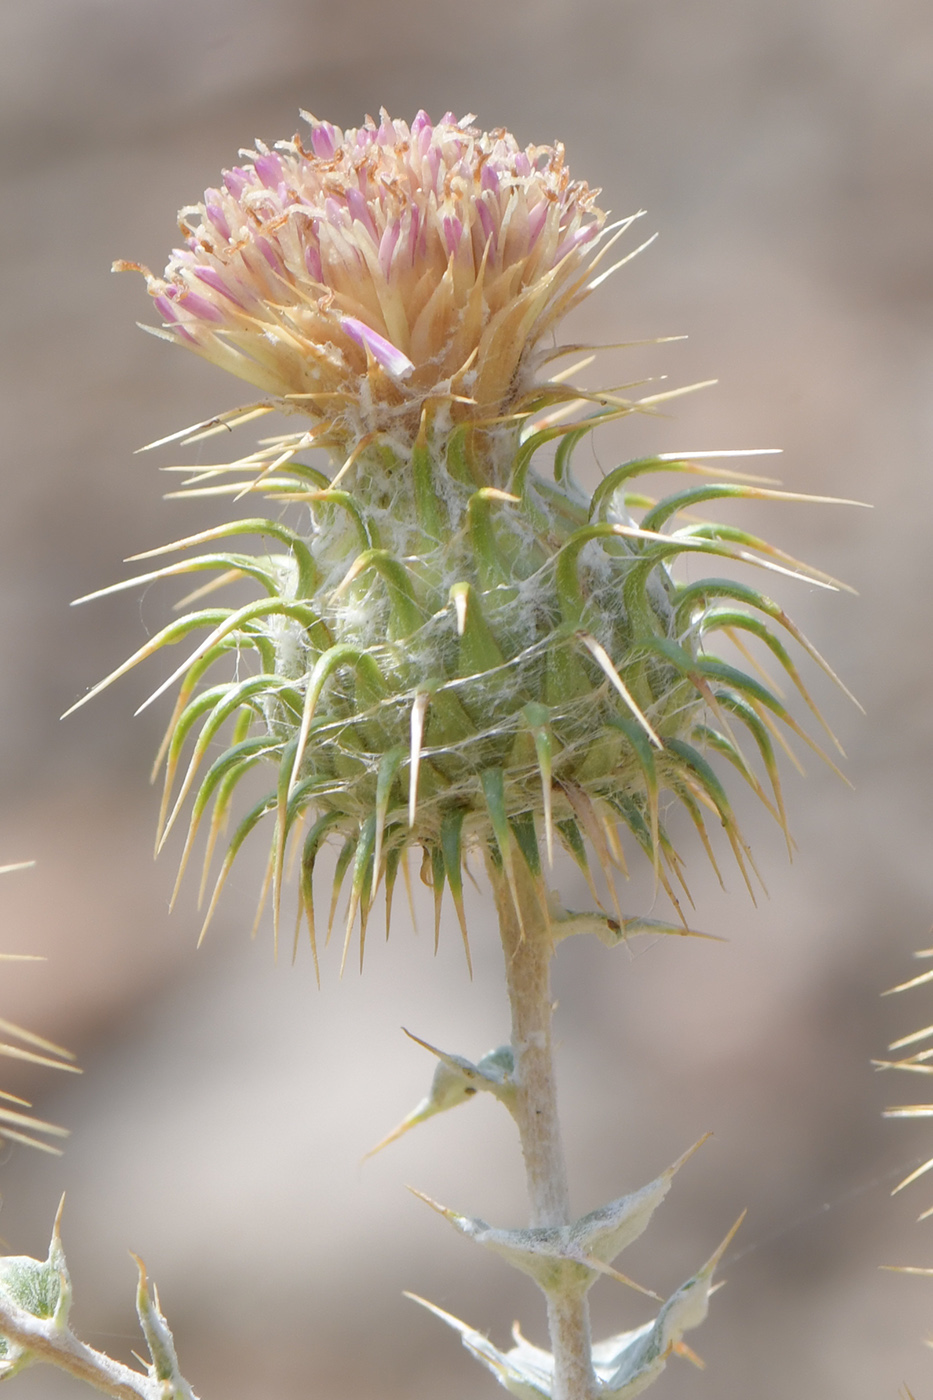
[882,945,933,1220]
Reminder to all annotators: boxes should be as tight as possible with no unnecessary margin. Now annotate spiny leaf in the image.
[133,1256,195,1397]
[408,1185,660,1300]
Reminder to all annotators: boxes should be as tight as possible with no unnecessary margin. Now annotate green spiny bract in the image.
[73,405,851,971]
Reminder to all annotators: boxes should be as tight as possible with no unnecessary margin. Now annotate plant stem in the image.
[0,1294,164,1400]
[491,862,595,1400]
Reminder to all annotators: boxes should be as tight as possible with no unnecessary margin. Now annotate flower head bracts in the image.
[120,110,606,454]
[68,439,859,965]
[88,113,863,965]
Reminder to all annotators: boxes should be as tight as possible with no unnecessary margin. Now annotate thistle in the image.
[878,949,933,1216]
[877,948,933,1297]
[0,862,77,1156]
[48,109,859,1399]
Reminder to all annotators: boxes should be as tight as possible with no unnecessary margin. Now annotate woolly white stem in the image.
[492,862,596,1400]
[0,1294,166,1400]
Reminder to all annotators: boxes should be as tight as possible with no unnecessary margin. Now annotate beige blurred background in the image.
[0,0,932,1395]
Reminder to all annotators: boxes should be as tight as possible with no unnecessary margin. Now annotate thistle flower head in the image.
[84,111,858,973]
[124,110,605,457]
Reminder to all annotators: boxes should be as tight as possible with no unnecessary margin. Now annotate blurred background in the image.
[0,0,931,1395]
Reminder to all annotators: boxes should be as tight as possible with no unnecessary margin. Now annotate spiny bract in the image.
[73,110,855,970]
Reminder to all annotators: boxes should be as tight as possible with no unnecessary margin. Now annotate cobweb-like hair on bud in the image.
[67,423,860,972]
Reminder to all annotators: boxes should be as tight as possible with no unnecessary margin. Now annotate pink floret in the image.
[254,153,284,190]
[342,317,414,379]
